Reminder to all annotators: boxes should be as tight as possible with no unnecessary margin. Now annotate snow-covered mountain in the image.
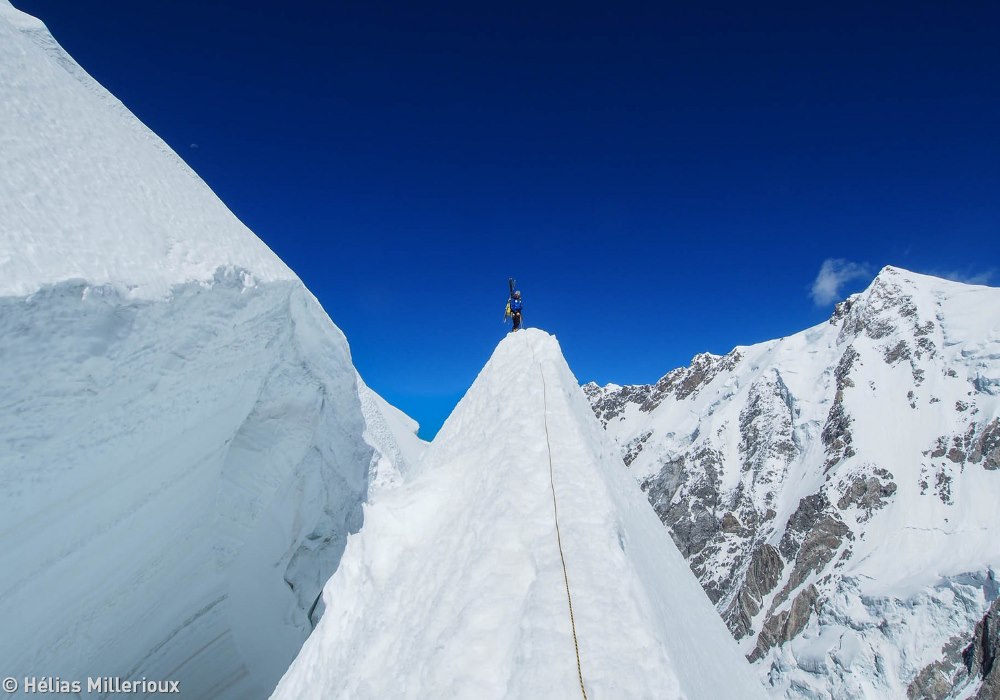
[584,267,1000,698]
[273,329,767,700]
[7,0,997,696]
[0,3,424,698]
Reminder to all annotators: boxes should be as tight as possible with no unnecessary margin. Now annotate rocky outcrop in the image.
[822,346,858,469]
[641,449,722,559]
[780,515,849,597]
[738,370,798,497]
[836,466,897,521]
[665,351,743,403]
[829,297,856,324]
[582,381,652,426]
[970,419,1000,471]
[921,419,1000,507]
[723,543,784,640]
[964,597,1000,699]
[749,584,819,662]
[622,429,653,466]
[837,267,934,348]
[584,350,743,425]
[885,339,912,364]
[778,493,833,560]
[907,633,972,700]
[909,595,1000,700]
[760,495,851,658]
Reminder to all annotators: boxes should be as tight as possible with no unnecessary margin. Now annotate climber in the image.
[509,289,523,332]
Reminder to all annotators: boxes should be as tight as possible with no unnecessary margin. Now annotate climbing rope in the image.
[531,336,589,700]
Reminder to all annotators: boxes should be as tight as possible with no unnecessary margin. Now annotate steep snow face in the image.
[0,278,376,699]
[0,0,293,299]
[0,278,426,699]
[0,5,424,698]
[273,330,766,700]
[585,267,1000,698]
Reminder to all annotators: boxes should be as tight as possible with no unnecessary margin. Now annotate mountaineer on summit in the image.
[510,290,522,331]
[505,278,523,332]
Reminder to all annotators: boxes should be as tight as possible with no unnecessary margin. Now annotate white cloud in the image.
[810,258,871,306]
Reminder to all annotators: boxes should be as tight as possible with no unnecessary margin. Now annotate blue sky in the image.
[17,0,999,437]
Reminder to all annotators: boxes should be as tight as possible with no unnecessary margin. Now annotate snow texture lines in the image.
[531,333,589,700]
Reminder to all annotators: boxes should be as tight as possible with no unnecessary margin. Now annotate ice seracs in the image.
[273,330,766,700]
[0,4,422,698]
[586,266,1000,698]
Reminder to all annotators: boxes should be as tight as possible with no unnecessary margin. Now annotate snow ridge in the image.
[273,329,765,700]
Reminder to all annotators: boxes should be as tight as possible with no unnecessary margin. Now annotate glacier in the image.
[0,2,423,698]
[272,330,767,700]
[585,267,1000,698]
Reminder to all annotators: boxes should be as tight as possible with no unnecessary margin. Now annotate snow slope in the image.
[585,267,1000,698]
[0,4,424,698]
[0,0,293,299]
[273,330,766,700]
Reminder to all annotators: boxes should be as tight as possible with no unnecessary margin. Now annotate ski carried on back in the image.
[505,278,523,332]
[503,277,516,323]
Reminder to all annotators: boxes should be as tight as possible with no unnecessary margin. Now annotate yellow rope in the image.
[534,340,589,700]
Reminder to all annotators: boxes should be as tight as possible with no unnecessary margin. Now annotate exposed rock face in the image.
[622,429,653,466]
[774,507,850,608]
[724,543,784,640]
[836,466,897,521]
[739,370,798,498]
[822,346,858,470]
[641,449,722,560]
[909,594,1000,700]
[749,584,819,663]
[965,597,1000,699]
[584,350,742,425]
[583,381,651,426]
[971,419,1000,471]
[907,633,971,700]
[585,267,1000,698]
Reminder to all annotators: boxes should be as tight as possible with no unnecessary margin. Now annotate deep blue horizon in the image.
[15,0,999,438]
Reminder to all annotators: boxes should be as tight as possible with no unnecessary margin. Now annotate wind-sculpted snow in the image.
[586,267,1000,698]
[273,329,766,700]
